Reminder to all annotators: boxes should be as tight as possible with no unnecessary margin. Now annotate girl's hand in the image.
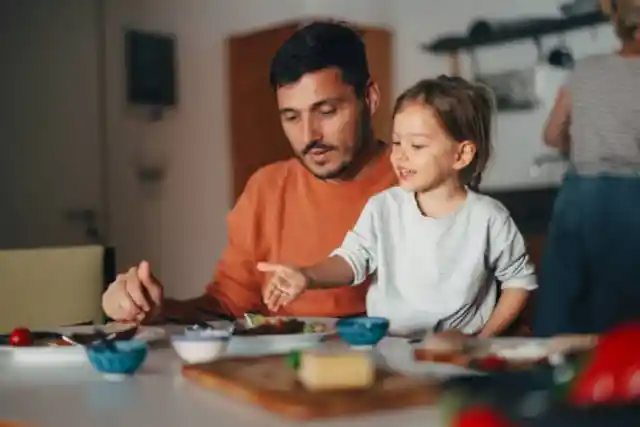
[257,262,310,312]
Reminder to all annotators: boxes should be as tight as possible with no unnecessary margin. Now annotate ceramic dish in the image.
[171,330,230,364]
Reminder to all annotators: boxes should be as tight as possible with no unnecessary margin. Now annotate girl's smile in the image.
[395,166,416,181]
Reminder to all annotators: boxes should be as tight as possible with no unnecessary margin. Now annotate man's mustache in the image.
[302,140,336,156]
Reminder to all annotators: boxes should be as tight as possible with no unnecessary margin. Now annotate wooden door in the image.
[227,23,299,203]
[359,26,393,141]
[227,23,393,203]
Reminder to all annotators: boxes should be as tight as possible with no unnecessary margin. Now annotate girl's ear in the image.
[454,140,477,171]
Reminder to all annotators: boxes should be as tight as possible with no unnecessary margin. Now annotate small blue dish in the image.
[86,340,148,379]
[336,316,390,346]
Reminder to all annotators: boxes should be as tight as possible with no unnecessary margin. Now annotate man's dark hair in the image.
[269,21,370,96]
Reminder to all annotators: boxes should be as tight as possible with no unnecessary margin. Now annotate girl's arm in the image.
[482,215,538,337]
[477,288,529,338]
[302,255,355,288]
[543,86,572,153]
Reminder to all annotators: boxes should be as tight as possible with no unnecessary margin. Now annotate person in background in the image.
[258,76,538,336]
[101,22,397,324]
[533,0,640,336]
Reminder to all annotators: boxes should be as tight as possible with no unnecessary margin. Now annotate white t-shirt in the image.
[331,187,538,333]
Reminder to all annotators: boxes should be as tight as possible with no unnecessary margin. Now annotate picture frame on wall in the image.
[125,29,177,108]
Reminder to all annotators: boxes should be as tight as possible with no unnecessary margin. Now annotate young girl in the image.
[258,76,537,337]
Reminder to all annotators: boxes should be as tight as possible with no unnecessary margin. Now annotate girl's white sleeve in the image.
[330,198,379,285]
[490,215,538,290]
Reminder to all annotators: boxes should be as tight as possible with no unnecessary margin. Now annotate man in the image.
[102,21,397,324]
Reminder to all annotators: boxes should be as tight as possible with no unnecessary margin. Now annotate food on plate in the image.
[548,334,598,355]
[48,338,73,347]
[297,349,375,391]
[9,327,33,346]
[487,342,549,362]
[413,330,469,363]
[470,355,508,371]
[235,314,329,336]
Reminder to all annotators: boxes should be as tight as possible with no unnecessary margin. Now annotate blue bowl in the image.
[86,340,148,377]
[336,316,390,346]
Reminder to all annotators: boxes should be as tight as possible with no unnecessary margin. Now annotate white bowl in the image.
[170,333,229,364]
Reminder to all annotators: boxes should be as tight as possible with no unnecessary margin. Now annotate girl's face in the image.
[390,101,476,193]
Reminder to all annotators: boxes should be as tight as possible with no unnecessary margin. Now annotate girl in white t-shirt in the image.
[258,76,537,336]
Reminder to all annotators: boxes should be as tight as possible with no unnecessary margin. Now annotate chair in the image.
[0,245,115,333]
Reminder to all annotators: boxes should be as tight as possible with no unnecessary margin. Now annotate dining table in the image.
[0,326,457,427]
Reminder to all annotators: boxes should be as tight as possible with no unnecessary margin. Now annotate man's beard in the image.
[296,106,373,181]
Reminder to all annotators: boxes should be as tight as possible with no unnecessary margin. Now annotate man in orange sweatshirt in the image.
[102,22,396,323]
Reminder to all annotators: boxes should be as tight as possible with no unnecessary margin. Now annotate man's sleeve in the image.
[205,171,268,317]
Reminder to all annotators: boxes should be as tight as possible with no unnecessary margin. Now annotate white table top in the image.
[0,330,469,427]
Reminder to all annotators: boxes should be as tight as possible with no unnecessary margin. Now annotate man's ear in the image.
[364,80,380,117]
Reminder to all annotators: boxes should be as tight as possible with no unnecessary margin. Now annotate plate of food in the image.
[0,327,89,364]
[226,314,336,356]
[412,334,598,373]
[466,335,597,363]
[0,323,165,364]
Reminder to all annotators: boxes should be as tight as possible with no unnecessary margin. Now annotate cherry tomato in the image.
[9,327,33,346]
[454,405,515,427]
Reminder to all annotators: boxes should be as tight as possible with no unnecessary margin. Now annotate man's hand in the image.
[102,260,164,323]
[257,262,309,312]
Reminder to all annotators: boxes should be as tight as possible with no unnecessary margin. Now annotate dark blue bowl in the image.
[86,340,148,377]
[336,316,390,346]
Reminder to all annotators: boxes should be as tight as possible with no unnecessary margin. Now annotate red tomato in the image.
[454,405,515,427]
[9,327,33,346]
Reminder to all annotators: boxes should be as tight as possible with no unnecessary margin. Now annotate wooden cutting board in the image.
[182,355,441,420]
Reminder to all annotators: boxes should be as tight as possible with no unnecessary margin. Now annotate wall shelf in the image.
[422,11,608,54]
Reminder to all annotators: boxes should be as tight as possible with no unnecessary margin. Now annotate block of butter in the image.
[297,349,375,391]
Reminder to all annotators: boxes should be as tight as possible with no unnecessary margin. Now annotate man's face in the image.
[276,68,375,180]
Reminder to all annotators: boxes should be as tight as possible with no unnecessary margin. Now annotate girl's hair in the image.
[392,75,494,191]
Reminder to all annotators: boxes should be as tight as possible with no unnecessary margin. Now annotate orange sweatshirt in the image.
[206,151,397,317]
